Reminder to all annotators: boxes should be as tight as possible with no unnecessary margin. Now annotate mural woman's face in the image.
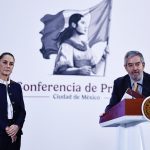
[76,17,87,35]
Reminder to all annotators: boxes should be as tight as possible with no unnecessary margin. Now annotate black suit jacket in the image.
[0,80,26,134]
[105,72,150,112]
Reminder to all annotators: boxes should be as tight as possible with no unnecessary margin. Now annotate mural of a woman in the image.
[53,13,104,75]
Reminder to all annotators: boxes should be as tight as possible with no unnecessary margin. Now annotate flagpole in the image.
[103,0,113,76]
[102,40,109,76]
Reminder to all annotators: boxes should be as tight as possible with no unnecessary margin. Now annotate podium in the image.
[99,98,147,150]
[100,98,146,127]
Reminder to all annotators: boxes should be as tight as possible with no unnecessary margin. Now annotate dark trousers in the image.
[0,133,21,150]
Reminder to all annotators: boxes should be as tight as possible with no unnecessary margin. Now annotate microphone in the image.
[121,88,139,100]
[137,83,150,96]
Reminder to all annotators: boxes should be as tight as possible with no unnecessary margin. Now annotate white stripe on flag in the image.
[87,0,112,47]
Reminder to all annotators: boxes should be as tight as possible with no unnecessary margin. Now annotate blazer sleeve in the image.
[15,84,26,128]
[105,78,126,112]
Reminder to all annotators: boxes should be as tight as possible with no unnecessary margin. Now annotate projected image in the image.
[40,0,112,76]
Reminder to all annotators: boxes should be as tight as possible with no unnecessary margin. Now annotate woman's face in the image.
[76,17,87,35]
[0,55,15,78]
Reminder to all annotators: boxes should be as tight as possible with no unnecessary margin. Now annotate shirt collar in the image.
[0,78,10,85]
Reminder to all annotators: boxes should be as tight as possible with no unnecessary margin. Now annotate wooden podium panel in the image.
[100,98,145,126]
[99,98,148,150]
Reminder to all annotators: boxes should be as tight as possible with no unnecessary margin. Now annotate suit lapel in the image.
[125,75,132,90]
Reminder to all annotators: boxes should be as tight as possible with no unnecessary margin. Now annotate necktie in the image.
[133,82,138,93]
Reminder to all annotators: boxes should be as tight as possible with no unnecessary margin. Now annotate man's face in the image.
[0,55,15,77]
[124,55,145,81]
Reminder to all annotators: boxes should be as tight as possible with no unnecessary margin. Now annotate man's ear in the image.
[142,62,145,68]
[71,22,76,28]
[124,65,127,71]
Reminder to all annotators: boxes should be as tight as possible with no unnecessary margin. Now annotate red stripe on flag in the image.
[87,0,112,47]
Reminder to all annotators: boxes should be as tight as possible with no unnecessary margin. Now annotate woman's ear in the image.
[71,22,76,28]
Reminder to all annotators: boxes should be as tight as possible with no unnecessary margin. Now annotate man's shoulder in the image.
[114,74,129,83]
[143,72,150,83]
[144,72,150,78]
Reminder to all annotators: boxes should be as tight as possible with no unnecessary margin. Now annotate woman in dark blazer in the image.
[0,52,26,150]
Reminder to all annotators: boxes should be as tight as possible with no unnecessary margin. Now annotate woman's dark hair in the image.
[57,13,83,45]
[0,52,15,60]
